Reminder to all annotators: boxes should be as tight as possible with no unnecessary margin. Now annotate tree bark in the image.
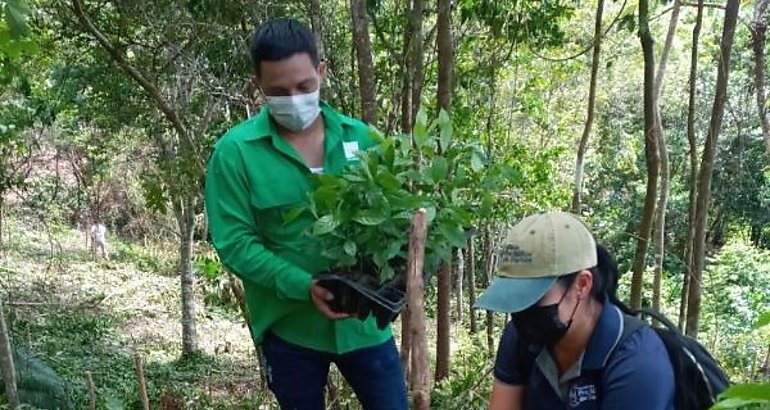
[134,353,150,410]
[680,0,704,331]
[437,0,453,112]
[86,371,96,410]
[407,210,430,410]
[571,0,605,214]
[686,0,740,338]
[483,226,495,355]
[0,296,18,409]
[456,248,464,324]
[307,0,326,60]
[651,0,680,313]
[468,235,478,334]
[435,262,451,382]
[350,0,377,124]
[175,196,199,356]
[752,0,770,157]
[410,0,425,120]
[630,0,660,311]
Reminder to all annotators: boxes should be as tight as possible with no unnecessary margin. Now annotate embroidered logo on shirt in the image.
[568,384,597,408]
[343,141,360,161]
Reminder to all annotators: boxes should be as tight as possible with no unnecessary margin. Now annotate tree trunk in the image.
[350,0,377,124]
[651,0,679,313]
[630,0,660,311]
[686,0,740,338]
[680,0,704,331]
[437,0,453,112]
[407,210,430,410]
[176,196,199,356]
[435,262,451,382]
[0,296,18,409]
[307,0,326,60]
[752,0,770,157]
[410,0,425,120]
[456,248,464,324]
[468,235,478,334]
[483,226,496,355]
[571,0,605,214]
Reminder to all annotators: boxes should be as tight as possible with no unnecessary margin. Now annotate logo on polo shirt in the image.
[568,383,597,408]
[343,141,360,161]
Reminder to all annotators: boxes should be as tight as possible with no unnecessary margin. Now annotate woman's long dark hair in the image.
[557,244,632,313]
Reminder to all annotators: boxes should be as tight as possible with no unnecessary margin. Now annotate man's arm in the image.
[205,141,313,301]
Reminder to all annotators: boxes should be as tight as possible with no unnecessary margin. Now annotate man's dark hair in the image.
[249,18,319,76]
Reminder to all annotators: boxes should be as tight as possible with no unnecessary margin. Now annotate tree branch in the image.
[70,0,204,174]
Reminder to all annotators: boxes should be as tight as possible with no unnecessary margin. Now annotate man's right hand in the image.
[311,280,350,320]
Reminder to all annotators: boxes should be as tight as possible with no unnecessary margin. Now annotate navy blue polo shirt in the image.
[494,302,675,410]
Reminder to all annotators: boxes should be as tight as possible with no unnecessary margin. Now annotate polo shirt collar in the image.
[582,297,625,370]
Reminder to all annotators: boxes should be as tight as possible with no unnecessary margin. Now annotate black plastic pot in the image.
[316,274,407,330]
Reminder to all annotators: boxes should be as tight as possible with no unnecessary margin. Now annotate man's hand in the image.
[311,280,350,320]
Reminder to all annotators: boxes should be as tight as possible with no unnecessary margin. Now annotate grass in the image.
[0,217,274,409]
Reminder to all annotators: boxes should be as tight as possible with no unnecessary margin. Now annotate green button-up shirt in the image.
[205,102,392,354]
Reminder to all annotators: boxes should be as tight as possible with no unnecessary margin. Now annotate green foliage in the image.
[711,383,770,410]
[305,110,526,284]
[430,332,493,410]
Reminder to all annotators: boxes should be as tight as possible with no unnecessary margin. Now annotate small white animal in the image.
[90,222,109,260]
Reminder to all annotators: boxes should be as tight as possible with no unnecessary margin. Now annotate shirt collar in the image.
[582,297,625,370]
[244,100,348,141]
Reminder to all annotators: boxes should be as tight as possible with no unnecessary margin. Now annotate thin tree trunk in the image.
[407,210,430,410]
[437,0,453,112]
[410,0,425,120]
[752,0,770,157]
[686,0,740,338]
[134,353,150,410]
[350,0,377,124]
[630,0,660,311]
[86,371,96,410]
[572,0,605,213]
[307,0,326,60]
[651,0,679,313]
[0,296,18,409]
[435,262,451,382]
[483,226,495,355]
[468,235,478,334]
[456,248,464,324]
[680,0,704,331]
[176,197,199,356]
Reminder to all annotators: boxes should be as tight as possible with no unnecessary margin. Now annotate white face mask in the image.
[265,90,321,132]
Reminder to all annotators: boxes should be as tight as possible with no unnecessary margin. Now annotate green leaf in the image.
[343,240,357,257]
[353,210,387,226]
[439,222,467,249]
[753,311,770,330]
[380,264,395,282]
[471,151,485,171]
[5,0,31,38]
[283,206,306,225]
[312,214,339,235]
[438,109,453,151]
[714,383,770,409]
[413,109,429,147]
[431,157,449,182]
[424,206,437,224]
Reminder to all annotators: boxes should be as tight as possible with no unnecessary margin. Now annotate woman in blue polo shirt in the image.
[475,211,674,410]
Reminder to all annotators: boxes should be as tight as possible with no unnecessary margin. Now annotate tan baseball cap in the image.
[474,211,597,313]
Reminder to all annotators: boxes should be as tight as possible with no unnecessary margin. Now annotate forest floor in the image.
[0,217,495,409]
[1,216,275,409]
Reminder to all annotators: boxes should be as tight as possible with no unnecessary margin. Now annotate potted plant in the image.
[289,110,510,328]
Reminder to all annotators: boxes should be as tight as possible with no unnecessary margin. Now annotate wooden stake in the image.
[0,295,19,409]
[86,371,96,410]
[406,209,430,410]
[134,353,150,410]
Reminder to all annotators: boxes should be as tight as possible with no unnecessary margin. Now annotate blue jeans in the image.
[261,332,408,410]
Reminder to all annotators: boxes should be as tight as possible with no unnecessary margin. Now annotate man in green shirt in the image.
[205,18,407,410]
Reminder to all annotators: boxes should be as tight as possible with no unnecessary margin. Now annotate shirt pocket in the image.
[253,198,310,245]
